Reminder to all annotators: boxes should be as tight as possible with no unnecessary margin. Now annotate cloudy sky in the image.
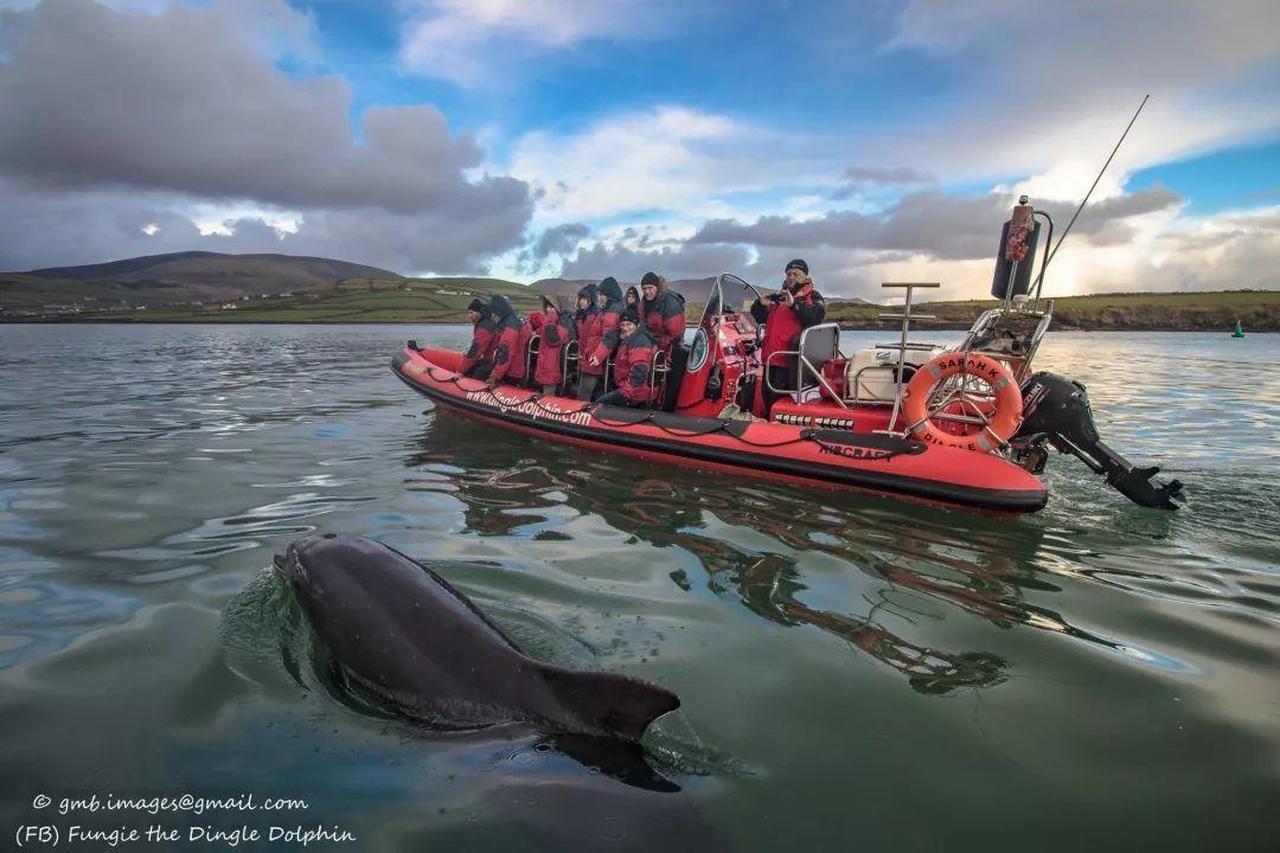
[1,0,1278,299]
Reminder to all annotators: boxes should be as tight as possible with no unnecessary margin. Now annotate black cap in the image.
[620,306,641,325]
[785,259,808,275]
[640,271,660,287]
[467,298,485,312]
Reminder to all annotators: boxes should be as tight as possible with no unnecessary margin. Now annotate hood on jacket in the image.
[597,276,623,304]
[623,323,656,347]
[541,295,557,313]
[576,283,599,312]
[625,285,640,307]
[487,294,517,323]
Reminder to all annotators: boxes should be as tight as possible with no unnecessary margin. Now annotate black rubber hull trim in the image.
[392,354,1046,512]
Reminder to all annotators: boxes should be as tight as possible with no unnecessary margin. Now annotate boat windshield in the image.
[701,273,764,330]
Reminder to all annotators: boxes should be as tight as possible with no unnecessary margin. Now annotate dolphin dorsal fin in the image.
[539,666,681,741]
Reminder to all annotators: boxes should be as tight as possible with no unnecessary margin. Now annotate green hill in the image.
[826,290,1280,332]
[1,251,405,311]
[3,250,1276,329]
[1,273,543,323]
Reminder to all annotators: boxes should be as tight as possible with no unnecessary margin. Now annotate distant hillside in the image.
[2,251,403,309]
[529,277,593,298]
[4,250,1275,329]
[1,270,544,323]
[532,275,718,303]
[825,290,1280,331]
[26,251,399,285]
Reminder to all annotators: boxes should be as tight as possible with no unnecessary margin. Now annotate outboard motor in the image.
[1013,372,1183,509]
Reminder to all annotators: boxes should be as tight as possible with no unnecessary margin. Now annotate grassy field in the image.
[3,276,545,323]
[5,280,1277,331]
[825,290,1280,331]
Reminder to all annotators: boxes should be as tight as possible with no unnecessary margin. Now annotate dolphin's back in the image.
[277,534,679,740]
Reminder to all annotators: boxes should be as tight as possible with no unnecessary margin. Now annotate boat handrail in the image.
[647,349,670,408]
[560,339,580,393]
[878,282,940,435]
[958,300,1054,382]
[524,333,540,380]
[763,322,848,409]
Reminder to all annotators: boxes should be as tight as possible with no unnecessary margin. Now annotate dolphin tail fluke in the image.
[541,668,681,741]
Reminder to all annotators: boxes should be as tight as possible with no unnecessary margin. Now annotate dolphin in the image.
[272,533,680,742]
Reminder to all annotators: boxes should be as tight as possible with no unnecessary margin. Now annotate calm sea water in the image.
[1,323,1278,851]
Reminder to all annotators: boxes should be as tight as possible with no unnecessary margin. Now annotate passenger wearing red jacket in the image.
[505,305,545,386]
[639,271,686,353]
[571,283,598,398]
[459,297,498,378]
[750,259,825,417]
[484,294,523,387]
[534,295,576,395]
[578,277,623,401]
[596,308,657,407]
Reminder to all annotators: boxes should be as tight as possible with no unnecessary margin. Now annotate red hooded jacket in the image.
[534,297,576,388]
[507,310,544,383]
[752,280,826,365]
[642,279,686,352]
[586,277,625,374]
[611,325,658,405]
[485,295,523,384]
[459,308,498,375]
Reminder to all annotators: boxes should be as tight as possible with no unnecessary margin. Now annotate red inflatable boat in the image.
[392,343,1046,511]
[393,200,1183,513]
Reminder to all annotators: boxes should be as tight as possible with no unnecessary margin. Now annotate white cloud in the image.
[866,1,1280,184]
[508,105,844,228]
[0,0,533,272]
[398,0,688,85]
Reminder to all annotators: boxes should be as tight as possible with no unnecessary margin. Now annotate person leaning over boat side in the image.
[483,295,523,387]
[460,297,498,379]
[505,301,545,387]
[535,295,576,395]
[750,259,825,417]
[577,277,623,401]
[595,307,657,408]
[640,271,686,354]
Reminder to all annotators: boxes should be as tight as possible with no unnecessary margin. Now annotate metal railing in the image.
[875,282,939,434]
[762,322,849,409]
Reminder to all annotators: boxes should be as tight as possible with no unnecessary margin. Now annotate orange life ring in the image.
[902,352,1022,452]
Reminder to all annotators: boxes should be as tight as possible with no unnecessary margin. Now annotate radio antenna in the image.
[1041,94,1149,275]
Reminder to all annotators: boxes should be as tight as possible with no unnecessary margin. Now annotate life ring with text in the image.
[902,352,1022,452]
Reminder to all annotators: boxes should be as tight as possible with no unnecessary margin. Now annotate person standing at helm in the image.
[459,297,498,379]
[640,271,686,354]
[483,295,523,388]
[579,277,623,401]
[750,259,825,417]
